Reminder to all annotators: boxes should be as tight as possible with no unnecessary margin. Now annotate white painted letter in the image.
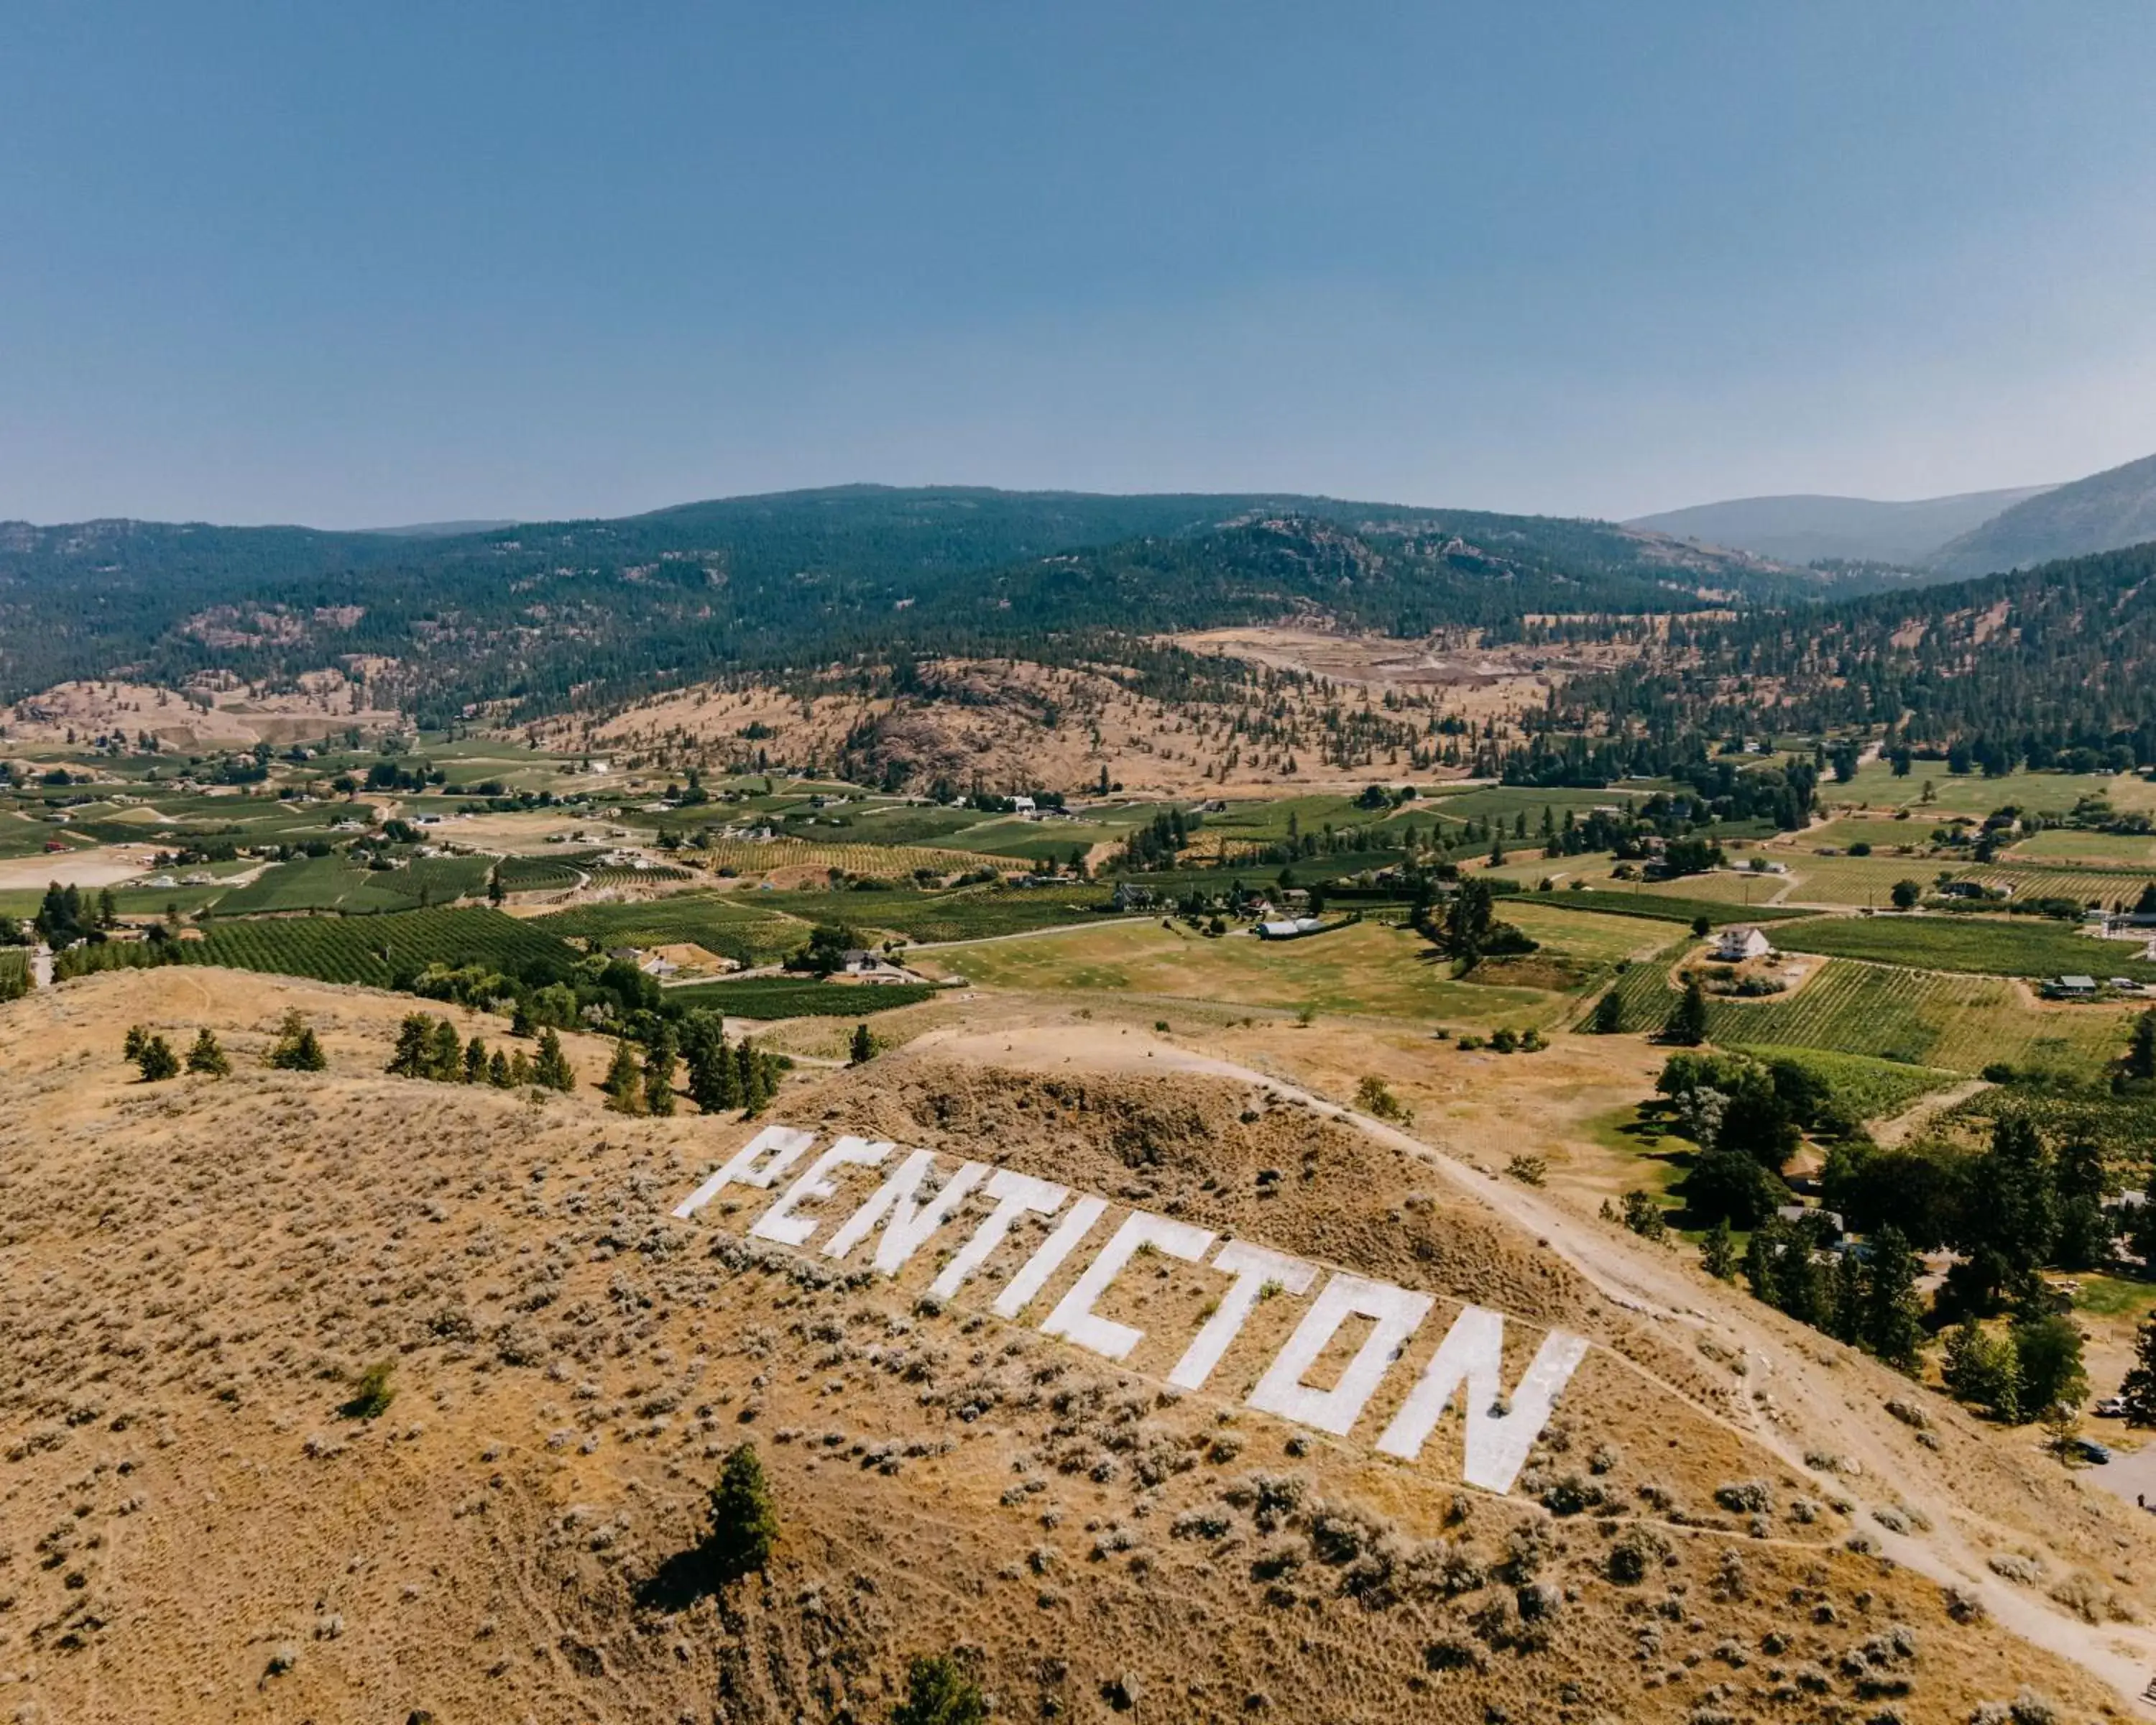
[749,1136,892,1248]
[929,1169,1069,1301]
[992,1195,1109,1319]
[821,1150,990,1274]
[1246,1273,1433,1436]
[672,1124,816,1218]
[1041,1212,1215,1362]
[1167,1240,1318,1391]
[1376,1307,1589,1494]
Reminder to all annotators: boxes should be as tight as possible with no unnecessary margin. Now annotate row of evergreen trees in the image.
[123,1011,322,1080]
[602,1011,783,1117]
[387,1013,575,1091]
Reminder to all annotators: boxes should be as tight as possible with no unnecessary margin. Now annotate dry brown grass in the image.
[0,968,2140,1721]
[535,655,1498,798]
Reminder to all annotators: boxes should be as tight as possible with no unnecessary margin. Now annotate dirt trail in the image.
[915,1021,2156,1714]
[1872,1076,1991,1146]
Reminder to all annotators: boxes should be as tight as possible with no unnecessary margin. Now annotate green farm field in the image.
[531,893,805,965]
[1768,914,2156,983]
[926,916,1562,1026]
[209,852,494,915]
[1424,781,1672,822]
[1532,886,1808,927]
[1477,851,1618,887]
[1631,868,1802,907]
[2005,829,2156,868]
[1797,815,1938,852]
[694,837,1029,877]
[1820,763,2156,818]
[1500,900,1680,967]
[54,907,578,988]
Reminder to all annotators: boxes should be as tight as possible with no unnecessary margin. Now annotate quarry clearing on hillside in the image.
[1,969,2152,1722]
[6,675,401,750]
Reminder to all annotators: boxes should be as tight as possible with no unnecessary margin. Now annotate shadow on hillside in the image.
[635,1545,764,1612]
[634,1547,722,1612]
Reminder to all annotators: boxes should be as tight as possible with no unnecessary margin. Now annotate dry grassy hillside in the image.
[5,673,400,750]
[0,970,2147,1722]
[537,646,1540,796]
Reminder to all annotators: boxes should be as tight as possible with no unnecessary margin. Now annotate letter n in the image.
[1374,1307,1588,1495]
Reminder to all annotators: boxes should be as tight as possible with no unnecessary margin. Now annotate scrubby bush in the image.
[1355,1075,1413,1125]
[1607,1524,1671,1584]
[339,1360,395,1420]
[891,1652,987,1725]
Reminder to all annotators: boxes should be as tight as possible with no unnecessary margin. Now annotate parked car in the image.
[2095,1397,2128,1418]
[2068,1437,2112,1465]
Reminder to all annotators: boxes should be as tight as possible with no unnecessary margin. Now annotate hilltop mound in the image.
[1,970,2150,1721]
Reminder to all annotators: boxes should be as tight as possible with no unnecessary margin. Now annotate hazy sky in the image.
[5,1,2155,527]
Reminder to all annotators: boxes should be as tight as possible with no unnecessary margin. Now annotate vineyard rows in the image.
[185,908,575,985]
[694,839,1028,878]
[1960,862,2156,906]
[1612,953,2132,1077]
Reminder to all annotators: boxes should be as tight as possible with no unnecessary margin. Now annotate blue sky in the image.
[4,1,2154,526]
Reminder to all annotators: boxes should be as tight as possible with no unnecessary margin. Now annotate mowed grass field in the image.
[1501,900,1675,966]
[1797,815,1938,851]
[1633,868,1802,907]
[1818,763,2156,817]
[1772,854,1949,907]
[929,917,1562,1026]
[1611,954,2134,1076]
[2006,829,2156,868]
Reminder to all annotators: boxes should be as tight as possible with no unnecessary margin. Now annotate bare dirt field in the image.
[0,844,166,892]
[4,969,2153,1720]
[1172,626,1606,724]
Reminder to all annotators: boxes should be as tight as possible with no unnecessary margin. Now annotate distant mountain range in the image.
[0,486,1801,722]
[1926,450,2156,576]
[358,518,520,538]
[1626,485,2054,568]
[1632,445,2156,576]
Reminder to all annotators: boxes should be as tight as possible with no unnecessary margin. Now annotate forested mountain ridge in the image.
[1927,450,2156,576]
[0,485,1792,723]
[1549,538,2156,765]
[1627,484,2052,568]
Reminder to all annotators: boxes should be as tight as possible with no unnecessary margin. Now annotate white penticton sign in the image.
[673,1125,1589,1496]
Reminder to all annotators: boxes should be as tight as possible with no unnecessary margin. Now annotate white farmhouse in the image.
[1713,924,1772,962]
